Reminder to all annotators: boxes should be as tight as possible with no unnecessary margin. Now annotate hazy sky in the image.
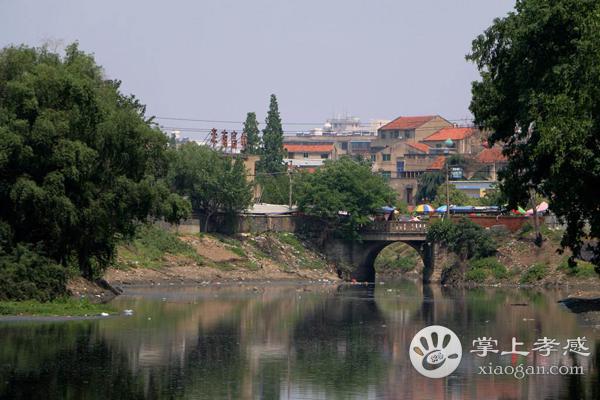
[1,0,514,139]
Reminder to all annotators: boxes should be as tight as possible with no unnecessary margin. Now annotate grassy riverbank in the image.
[0,298,115,317]
[104,225,339,285]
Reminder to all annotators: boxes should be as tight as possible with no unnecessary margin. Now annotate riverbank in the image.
[378,223,600,288]
[104,226,340,287]
[0,297,114,317]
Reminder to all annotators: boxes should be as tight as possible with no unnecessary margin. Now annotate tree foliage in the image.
[259,94,285,173]
[242,112,260,154]
[0,44,189,284]
[427,218,497,261]
[169,142,253,230]
[432,184,473,208]
[296,157,396,238]
[467,0,600,271]
[416,171,444,203]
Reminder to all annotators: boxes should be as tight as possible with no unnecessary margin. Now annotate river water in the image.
[0,281,598,399]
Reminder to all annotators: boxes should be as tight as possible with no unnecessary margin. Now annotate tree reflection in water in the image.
[0,283,597,399]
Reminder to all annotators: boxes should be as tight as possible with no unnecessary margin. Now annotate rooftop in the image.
[379,115,437,131]
[423,127,476,141]
[405,142,430,153]
[427,155,446,170]
[476,146,507,163]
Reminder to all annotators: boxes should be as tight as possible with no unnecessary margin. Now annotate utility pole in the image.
[288,163,293,210]
[446,160,450,219]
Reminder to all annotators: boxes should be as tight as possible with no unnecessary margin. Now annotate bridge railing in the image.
[360,221,428,234]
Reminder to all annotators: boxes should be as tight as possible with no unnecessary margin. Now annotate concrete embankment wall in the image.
[160,213,326,237]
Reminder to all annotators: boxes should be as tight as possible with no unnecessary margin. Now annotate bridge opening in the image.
[374,242,424,278]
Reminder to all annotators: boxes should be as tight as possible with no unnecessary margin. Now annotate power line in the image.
[155,115,475,127]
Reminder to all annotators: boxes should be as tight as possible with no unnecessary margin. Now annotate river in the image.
[0,281,598,399]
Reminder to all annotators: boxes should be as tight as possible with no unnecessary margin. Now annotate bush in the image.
[465,268,488,282]
[470,257,508,279]
[427,217,497,260]
[520,262,548,284]
[0,245,68,301]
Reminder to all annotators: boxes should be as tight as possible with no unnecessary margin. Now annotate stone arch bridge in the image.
[207,214,435,283]
[321,221,434,283]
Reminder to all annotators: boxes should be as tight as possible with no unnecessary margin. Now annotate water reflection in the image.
[0,282,598,399]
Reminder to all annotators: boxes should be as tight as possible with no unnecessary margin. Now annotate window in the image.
[393,131,400,139]
[371,154,377,162]
[321,153,329,159]
[380,132,387,139]
[405,129,414,139]
[382,154,391,162]
[341,142,348,150]
[303,152,309,158]
[287,152,295,158]
[381,171,391,180]
[396,160,405,174]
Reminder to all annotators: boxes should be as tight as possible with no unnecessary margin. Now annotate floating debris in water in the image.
[100,312,109,317]
[123,309,133,316]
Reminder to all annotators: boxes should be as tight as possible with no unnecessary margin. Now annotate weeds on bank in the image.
[116,225,202,269]
[0,298,115,316]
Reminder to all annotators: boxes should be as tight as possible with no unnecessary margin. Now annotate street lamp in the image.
[444,138,454,219]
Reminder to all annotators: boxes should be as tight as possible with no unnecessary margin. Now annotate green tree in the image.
[242,112,260,154]
[169,142,253,231]
[259,94,285,173]
[296,157,396,238]
[427,218,497,262]
[467,0,600,272]
[416,171,444,203]
[0,44,189,286]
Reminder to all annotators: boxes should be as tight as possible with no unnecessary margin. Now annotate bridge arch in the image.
[322,221,435,283]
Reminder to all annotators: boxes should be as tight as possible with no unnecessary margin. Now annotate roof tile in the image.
[423,127,475,141]
[379,115,437,131]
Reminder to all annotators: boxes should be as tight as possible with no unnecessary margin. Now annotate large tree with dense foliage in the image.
[169,142,253,231]
[467,0,600,272]
[296,157,396,238]
[259,94,285,173]
[242,112,260,154]
[0,44,189,290]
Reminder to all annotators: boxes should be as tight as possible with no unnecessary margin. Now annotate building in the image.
[421,126,481,154]
[476,146,508,181]
[283,142,336,171]
[375,115,453,146]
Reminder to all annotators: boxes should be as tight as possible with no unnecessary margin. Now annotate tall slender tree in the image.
[259,94,285,173]
[242,112,260,154]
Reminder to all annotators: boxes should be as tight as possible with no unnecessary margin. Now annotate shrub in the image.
[465,268,488,282]
[520,262,548,284]
[470,257,508,279]
[427,217,497,260]
[0,244,68,301]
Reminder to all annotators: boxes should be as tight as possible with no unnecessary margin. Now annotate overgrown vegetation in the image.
[116,224,202,269]
[520,262,549,284]
[427,217,497,262]
[0,298,114,316]
[465,257,508,282]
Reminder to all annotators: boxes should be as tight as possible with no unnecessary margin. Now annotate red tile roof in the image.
[405,142,430,153]
[284,144,333,153]
[427,155,446,170]
[477,147,507,163]
[379,115,437,131]
[423,127,476,141]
